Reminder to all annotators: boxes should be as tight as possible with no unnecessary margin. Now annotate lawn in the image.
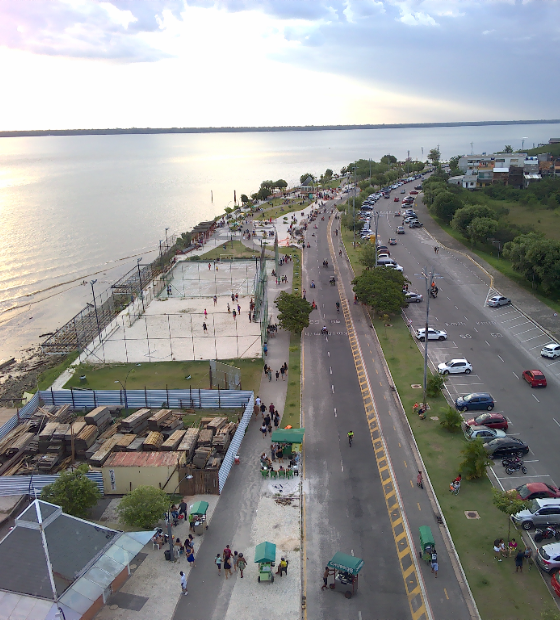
[37,351,80,391]
[63,359,262,394]
[375,318,557,620]
[254,199,311,221]
[197,240,259,260]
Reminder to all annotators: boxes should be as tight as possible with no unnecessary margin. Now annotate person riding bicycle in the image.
[347,431,354,446]
[336,302,340,312]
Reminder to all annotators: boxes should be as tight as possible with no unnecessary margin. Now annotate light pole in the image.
[522,137,528,151]
[352,165,357,247]
[136,258,145,313]
[113,365,140,409]
[165,227,170,246]
[90,280,101,344]
[419,267,437,409]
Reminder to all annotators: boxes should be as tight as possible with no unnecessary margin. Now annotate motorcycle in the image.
[502,455,523,467]
[505,460,527,475]
[534,525,560,543]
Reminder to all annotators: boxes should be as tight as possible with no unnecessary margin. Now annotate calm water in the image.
[0,123,557,359]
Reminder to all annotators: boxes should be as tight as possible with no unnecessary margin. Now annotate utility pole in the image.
[421,267,436,408]
[352,166,357,248]
[373,211,380,267]
[136,258,145,313]
[90,279,101,343]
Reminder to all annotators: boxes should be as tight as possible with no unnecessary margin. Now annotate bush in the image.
[116,486,170,529]
[41,464,101,518]
[426,372,446,397]
[439,406,463,433]
[459,438,492,479]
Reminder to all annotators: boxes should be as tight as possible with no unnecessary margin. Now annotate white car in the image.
[415,328,448,341]
[463,425,506,443]
[384,263,404,272]
[488,295,511,307]
[541,343,560,359]
[438,358,473,375]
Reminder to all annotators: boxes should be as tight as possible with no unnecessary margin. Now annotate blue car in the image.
[455,392,495,412]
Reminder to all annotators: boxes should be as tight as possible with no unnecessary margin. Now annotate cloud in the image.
[482,29,495,35]
[398,10,438,26]
[0,0,185,61]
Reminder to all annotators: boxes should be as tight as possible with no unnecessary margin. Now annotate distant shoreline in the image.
[1,119,560,138]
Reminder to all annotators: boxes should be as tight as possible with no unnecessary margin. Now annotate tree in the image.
[359,242,380,269]
[381,154,397,165]
[459,438,492,479]
[426,373,447,397]
[428,147,441,165]
[468,216,499,243]
[240,194,249,204]
[116,485,170,529]
[432,192,463,223]
[256,186,272,201]
[439,406,462,432]
[503,145,513,153]
[448,155,461,172]
[352,269,407,317]
[275,179,287,192]
[492,488,528,541]
[275,291,313,334]
[324,168,333,180]
[41,464,101,518]
[451,205,495,236]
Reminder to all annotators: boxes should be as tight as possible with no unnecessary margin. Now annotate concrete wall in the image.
[103,464,181,495]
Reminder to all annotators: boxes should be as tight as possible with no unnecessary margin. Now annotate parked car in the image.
[405,292,423,303]
[538,543,560,573]
[438,358,473,375]
[401,189,406,194]
[484,437,529,459]
[552,571,560,598]
[383,263,404,272]
[377,253,391,260]
[487,295,511,307]
[463,425,506,442]
[415,327,447,341]
[389,238,397,245]
[522,369,547,388]
[404,216,416,224]
[541,343,560,359]
[516,483,560,501]
[396,226,405,234]
[465,412,508,430]
[409,221,423,228]
[394,197,400,202]
[455,392,495,411]
[410,190,418,194]
[414,185,422,190]
[511,499,560,530]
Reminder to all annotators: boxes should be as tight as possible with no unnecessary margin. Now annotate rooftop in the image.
[104,450,185,468]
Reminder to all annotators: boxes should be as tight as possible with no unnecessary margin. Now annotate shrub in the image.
[439,406,463,433]
[459,438,492,479]
[426,372,446,397]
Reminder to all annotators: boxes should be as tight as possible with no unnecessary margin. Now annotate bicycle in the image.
[348,432,354,447]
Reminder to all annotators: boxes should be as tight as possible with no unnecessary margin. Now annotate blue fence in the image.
[0,471,104,497]
[218,395,254,493]
[39,388,253,410]
[0,393,41,441]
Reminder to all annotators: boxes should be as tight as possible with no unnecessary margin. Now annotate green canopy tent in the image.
[189,501,209,534]
[270,428,305,444]
[190,501,209,515]
[326,552,364,598]
[254,541,276,583]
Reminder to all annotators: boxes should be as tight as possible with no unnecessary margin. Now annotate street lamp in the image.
[136,258,145,313]
[90,280,101,344]
[113,365,140,409]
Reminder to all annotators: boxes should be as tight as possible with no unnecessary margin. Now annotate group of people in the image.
[254,397,281,437]
[493,538,531,571]
[262,362,287,382]
[215,544,248,579]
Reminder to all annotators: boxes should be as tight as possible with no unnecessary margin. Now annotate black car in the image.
[484,437,530,459]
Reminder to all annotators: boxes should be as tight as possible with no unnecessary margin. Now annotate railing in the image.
[218,395,254,493]
[0,471,104,497]
[0,393,41,441]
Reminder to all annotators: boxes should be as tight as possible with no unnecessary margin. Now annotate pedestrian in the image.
[322,566,331,590]
[179,499,187,520]
[274,414,279,427]
[276,557,288,576]
[275,370,280,381]
[267,369,272,381]
[263,343,268,356]
[515,549,524,573]
[417,471,423,489]
[264,414,271,427]
[227,303,230,313]
[256,396,261,408]
[269,403,275,415]
[233,551,239,572]
[237,553,247,578]
[208,263,212,270]
[235,293,239,302]
[213,295,217,306]
[271,443,276,461]
[224,555,232,579]
[283,362,288,375]
[263,363,268,374]
[276,446,283,462]
[260,403,266,416]
[249,312,252,322]
[261,423,267,438]
[431,559,438,578]
[253,402,259,417]
[231,293,235,302]
[233,309,236,319]
[493,539,502,561]
[280,366,285,380]
[237,304,241,314]
[188,512,195,532]
[187,548,196,568]
[203,322,207,333]
[180,571,188,596]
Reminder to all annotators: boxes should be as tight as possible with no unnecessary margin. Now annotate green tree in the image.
[352,269,407,317]
[275,291,313,334]
[468,216,499,243]
[381,154,397,165]
[41,464,101,518]
[451,205,495,236]
[324,168,333,180]
[492,488,528,540]
[275,179,287,192]
[116,485,170,529]
[448,155,461,172]
[432,192,463,223]
[428,147,441,165]
[459,438,492,479]
[256,186,272,201]
[503,145,513,153]
[359,242,380,269]
[426,373,447,397]
[240,194,249,204]
[439,406,462,432]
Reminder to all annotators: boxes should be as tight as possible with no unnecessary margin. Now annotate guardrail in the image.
[218,395,254,493]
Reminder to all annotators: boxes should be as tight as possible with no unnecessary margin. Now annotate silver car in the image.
[463,425,506,443]
[415,328,448,341]
[541,343,560,359]
[511,499,560,530]
[488,295,511,307]
[537,542,560,573]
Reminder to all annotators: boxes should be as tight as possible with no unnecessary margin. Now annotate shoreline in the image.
[1,118,560,138]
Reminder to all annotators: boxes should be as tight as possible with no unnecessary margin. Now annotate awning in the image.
[271,428,305,444]
[190,500,209,515]
[328,552,364,575]
[254,541,276,563]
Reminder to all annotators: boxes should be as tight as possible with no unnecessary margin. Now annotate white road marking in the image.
[513,327,539,336]
[498,355,505,362]
[330,367,332,375]
[334,408,337,418]
[485,341,490,346]
[501,316,523,323]
[331,384,335,393]
[522,334,548,343]
[513,372,519,379]
[532,394,540,403]
[473,327,478,332]
[553,418,560,428]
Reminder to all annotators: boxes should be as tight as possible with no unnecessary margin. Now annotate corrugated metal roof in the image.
[104,451,184,468]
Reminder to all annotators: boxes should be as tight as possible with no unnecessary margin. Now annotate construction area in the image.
[82,258,271,364]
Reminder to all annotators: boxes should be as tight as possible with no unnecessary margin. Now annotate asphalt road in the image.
[302,199,474,620]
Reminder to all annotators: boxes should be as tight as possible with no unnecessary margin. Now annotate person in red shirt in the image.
[223,545,232,563]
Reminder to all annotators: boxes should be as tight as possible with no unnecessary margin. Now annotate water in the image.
[0,123,557,360]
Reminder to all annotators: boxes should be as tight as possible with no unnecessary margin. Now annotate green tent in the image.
[254,541,276,564]
[270,428,305,444]
[190,501,209,516]
[328,552,364,576]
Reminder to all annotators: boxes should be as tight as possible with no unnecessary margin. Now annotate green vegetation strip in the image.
[255,199,311,221]
[197,240,259,260]
[37,352,80,391]
[376,318,556,619]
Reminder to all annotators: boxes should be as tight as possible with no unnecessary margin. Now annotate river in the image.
[0,122,557,361]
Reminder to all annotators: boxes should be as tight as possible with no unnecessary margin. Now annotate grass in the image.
[196,240,259,260]
[374,317,556,619]
[37,351,80,391]
[340,225,365,278]
[254,199,311,221]
[63,359,262,394]
[282,334,301,429]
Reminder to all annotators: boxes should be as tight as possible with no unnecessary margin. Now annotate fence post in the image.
[70,387,75,409]
[218,387,221,408]
[198,388,201,409]
[145,387,148,409]
[166,384,169,408]
[93,390,97,407]
[51,387,55,406]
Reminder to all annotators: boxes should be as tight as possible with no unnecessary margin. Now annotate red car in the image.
[394,197,400,202]
[522,369,547,388]
[516,483,560,501]
[553,571,560,598]
[410,190,418,194]
[465,412,508,431]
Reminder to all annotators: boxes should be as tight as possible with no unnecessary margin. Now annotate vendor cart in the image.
[254,541,276,583]
[418,526,436,564]
[190,500,209,535]
[327,552,364,598]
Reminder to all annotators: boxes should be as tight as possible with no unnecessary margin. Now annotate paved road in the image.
[302,201,475,620]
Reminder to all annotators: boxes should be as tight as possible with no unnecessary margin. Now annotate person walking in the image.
[180,571,188,596]
[417,471,423,489]
[237,553,247,578]
[275,370,280,381]
[202,322,208,333]
[280,366,285,380]
[213,295,217,306]
[256,396,261,408]
[178,499,187,520]
[515,549,525,572]
[267,369,272,381]
[322,566,331,590]
[276,557,288,576]
[215,553,222,575]
[186,548,196,568]
[204,308,208,318]
[233,551,239,572]
[260,402,266,416]
[232,309,236,320]
[260,422,268,438]
[237,304,241,314]
[224,554,233,579]
[227,303,230,313]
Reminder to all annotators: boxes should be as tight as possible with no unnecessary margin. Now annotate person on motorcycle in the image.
[336,302,340,312]
[321,326,328,335]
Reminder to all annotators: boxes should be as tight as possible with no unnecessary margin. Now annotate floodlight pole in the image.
[136,258,145,313]
[90,279,101,343]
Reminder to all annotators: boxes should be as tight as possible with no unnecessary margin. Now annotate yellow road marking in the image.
[328,219,430,620]
[444,588,449,600]
[418,503,421,511]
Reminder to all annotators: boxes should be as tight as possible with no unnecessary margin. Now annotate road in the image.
[302,198,475,620]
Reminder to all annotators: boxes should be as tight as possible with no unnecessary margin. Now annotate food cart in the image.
[254,541,276,583]
[418,525,436,564]
[270,428,305,473]
[326,552,364,598]
[190,500,209,535]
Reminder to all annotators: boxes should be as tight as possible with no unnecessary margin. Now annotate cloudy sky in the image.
[0,0,558,130]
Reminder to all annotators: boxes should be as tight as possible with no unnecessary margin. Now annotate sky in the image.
[0,0,558,130]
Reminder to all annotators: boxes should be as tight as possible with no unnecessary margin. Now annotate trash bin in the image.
[164,549,172,561]
[79,375,87,384]
[234,455,240,465]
